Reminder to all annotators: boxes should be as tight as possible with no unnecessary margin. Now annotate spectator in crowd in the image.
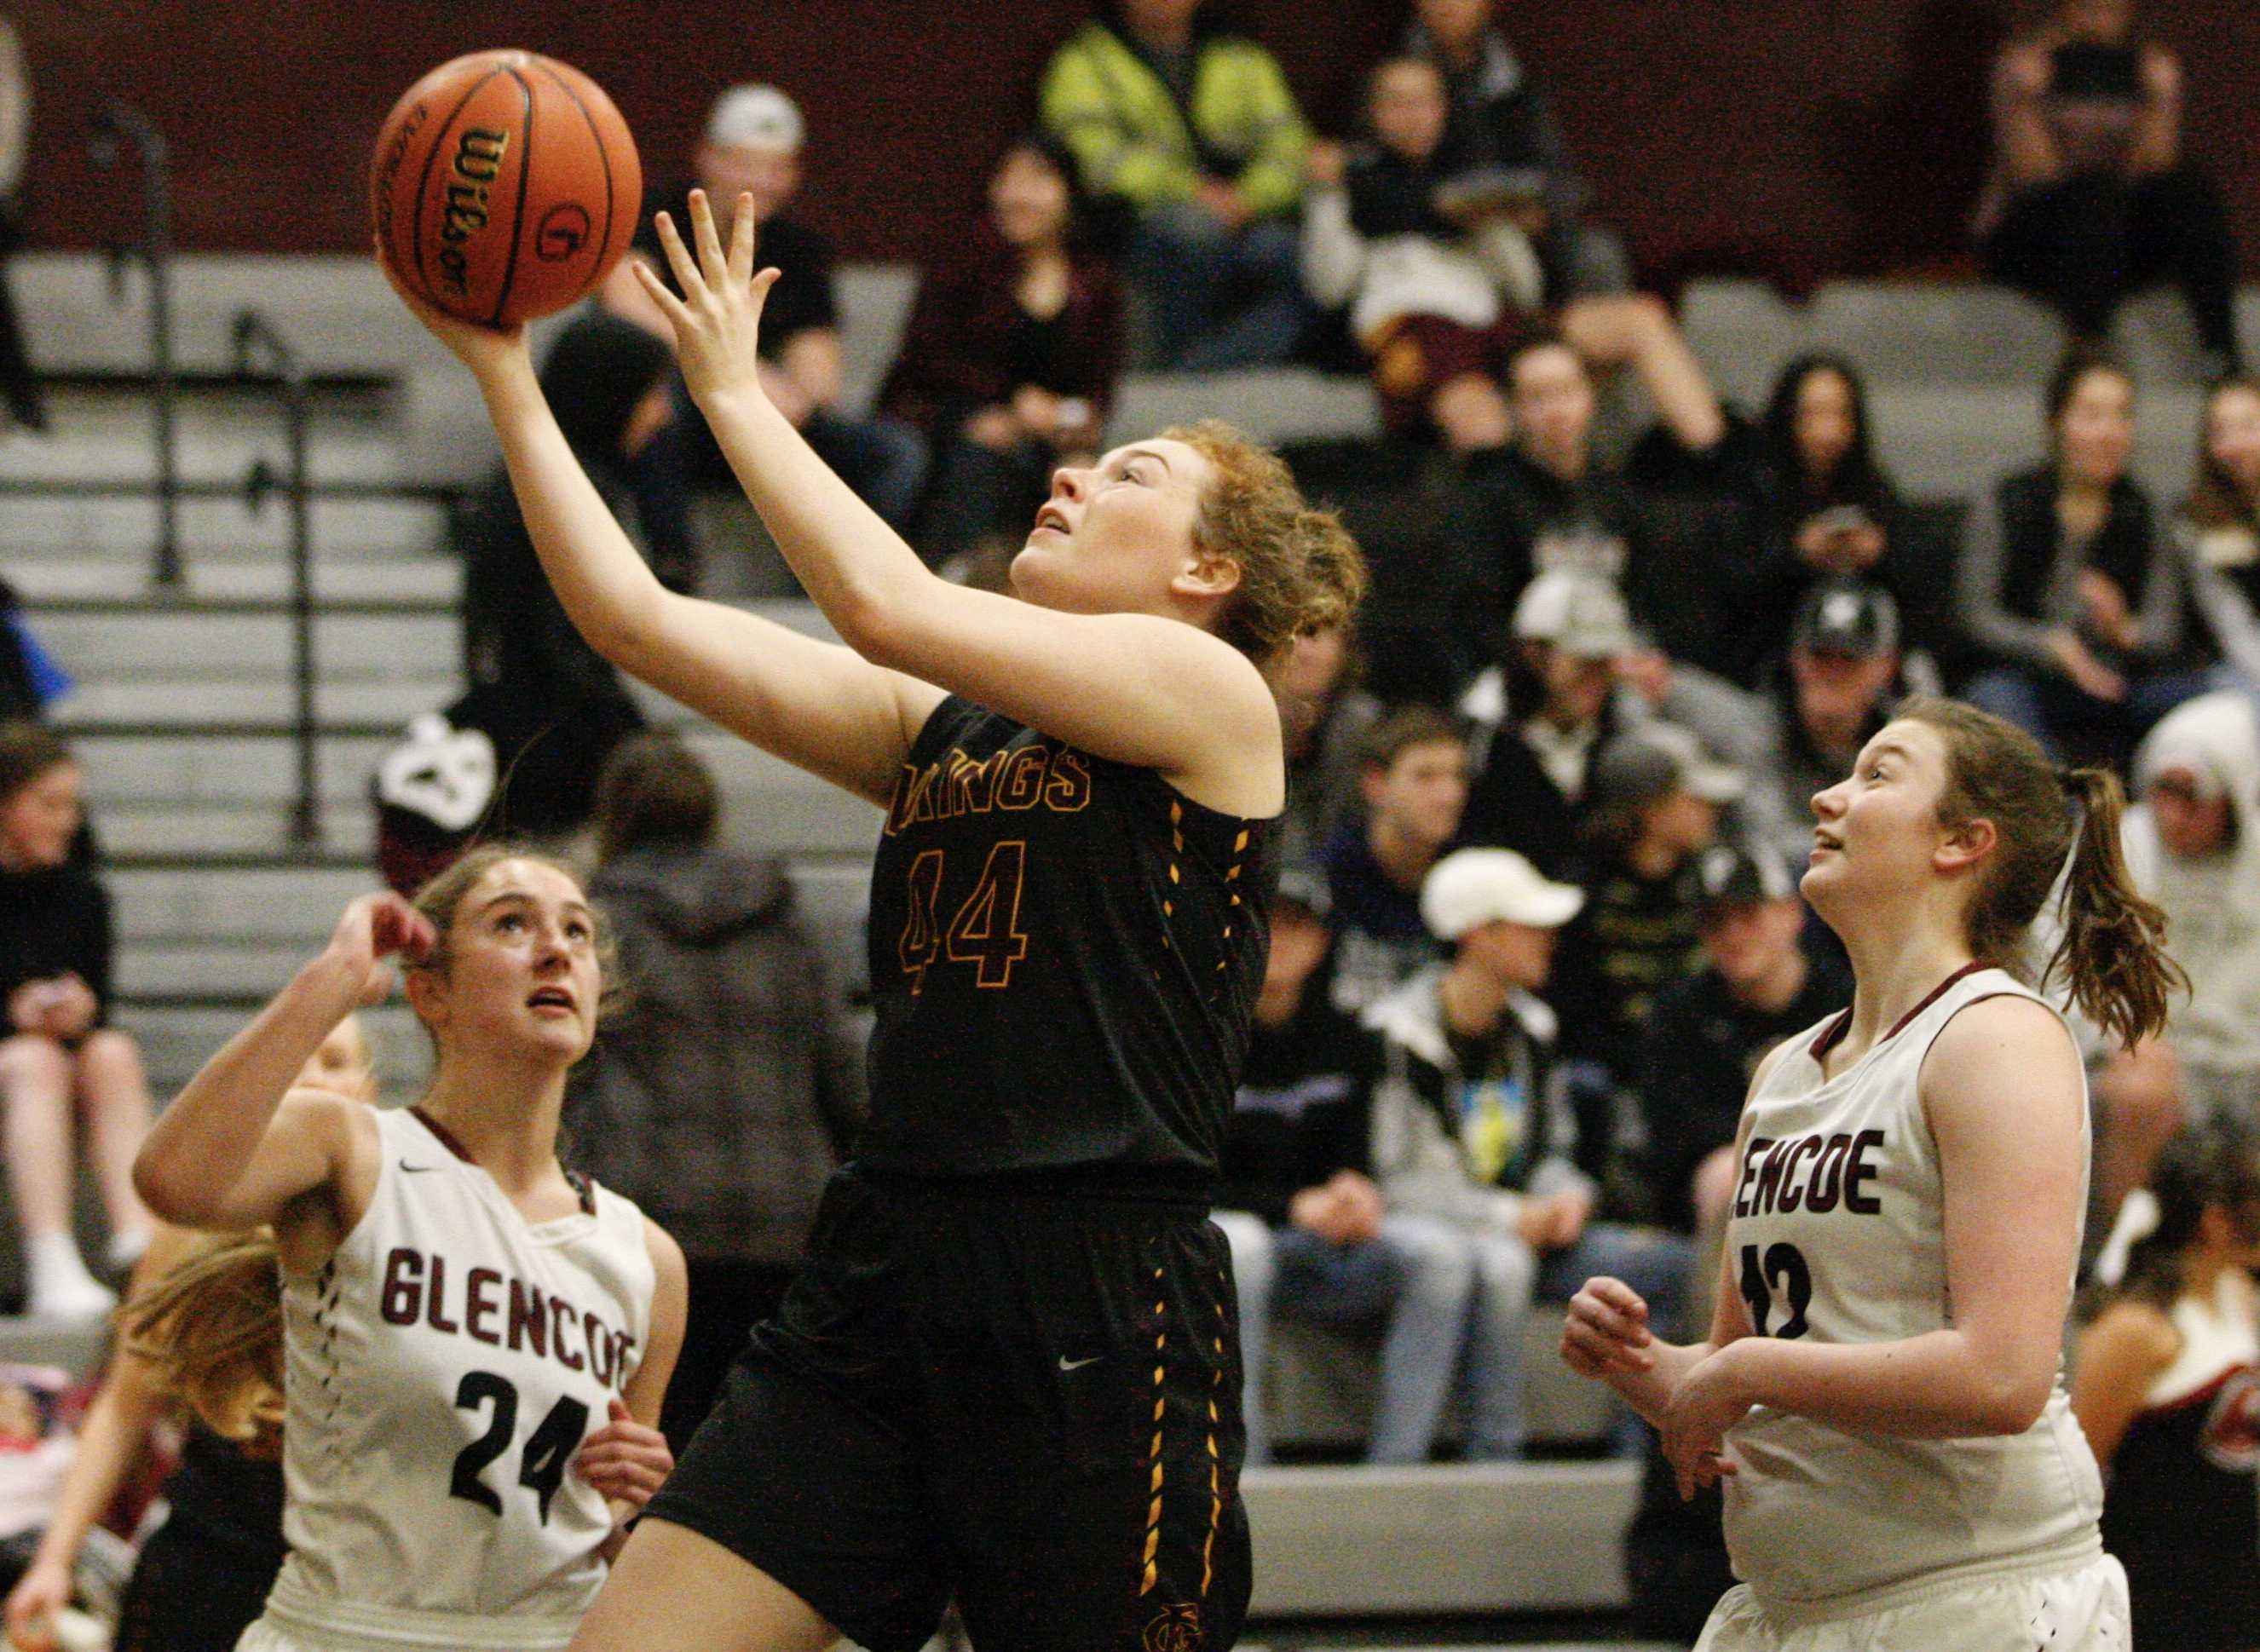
[1636,841,1849,1240]
[879,134,1123,580]
[1977,0,2243,375]
[1467,327,1727,662]
[1461,572,1762,878]
[1323,706,1468,1015]
[1460,571,1636,877]
[1214,872,1475,1466]
[1548,723,1738,1102]
[1402,0,1626,302]
[1742,580,1903,877]
[2073,1122,2260,1652]
[0,725,153,1320]
[1368,848,1691,1458]
[1720,354,1917,684]
[1300,56,1543,454]
[614,85,927,532]
[1277,622,1381,875]
[452,311,663,838]
[1959,348,2194,765]
[1039,0,1312,370]
[2176,374,2260,685]
[2121,692,2260,1123]
[565,733,863,1454]
[0,14,40,434]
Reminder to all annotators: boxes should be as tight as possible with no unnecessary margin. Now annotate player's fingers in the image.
[1586,1276,1649,1321]
[652,210,708,306]
[688,189,731,289]
[1559,1317,1645,1372]
[728,192,758,286]
[629,260,695,337]
[1566,1289,1647,1348]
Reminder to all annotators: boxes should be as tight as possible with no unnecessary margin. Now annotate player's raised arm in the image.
[132,895,412,1233]
[378,251,939,808]
[640,192,1360,818]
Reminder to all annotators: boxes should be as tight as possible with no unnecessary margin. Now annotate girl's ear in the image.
[1174,549,1243,603]
[1933,813,1998,876]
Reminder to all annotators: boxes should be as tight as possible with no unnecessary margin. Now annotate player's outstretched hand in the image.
[1662,1344,1751,1501]
[323,892,438,1008]
[637,189,781,409]
[574,1396,673,1510]
[1560,1275,1656,1380]
[372,239,531,383]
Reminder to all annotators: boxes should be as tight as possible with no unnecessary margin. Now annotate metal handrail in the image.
[231,308,320,851]
[88,101,181,586]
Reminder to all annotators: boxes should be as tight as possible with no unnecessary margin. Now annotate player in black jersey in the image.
[2073,1123,2260,1652]
[384,190,1363,1652]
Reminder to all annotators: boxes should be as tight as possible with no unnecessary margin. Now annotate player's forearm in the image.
[696,384,931,658]
[134,953,360,1222]
[1608,1337,1715,1427]
[1723,1329,2052,1440]
[476,362,673,670]
[29,1366,159,1574]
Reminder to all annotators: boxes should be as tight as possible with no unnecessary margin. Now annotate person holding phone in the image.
[1976,0,2243,374]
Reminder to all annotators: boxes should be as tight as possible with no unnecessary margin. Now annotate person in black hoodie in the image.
[453,309,689,839]
[566,733,864,1453]
[1211,873,1475,1465]
[0,724,153,1320]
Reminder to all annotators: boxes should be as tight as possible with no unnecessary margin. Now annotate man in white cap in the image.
[1365,847,1691,1459]
[612,84,927,547]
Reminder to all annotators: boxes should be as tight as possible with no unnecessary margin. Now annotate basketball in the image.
[371,49,640,326]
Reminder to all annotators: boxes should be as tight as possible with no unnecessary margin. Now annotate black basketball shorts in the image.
[643,1166,1252,1652]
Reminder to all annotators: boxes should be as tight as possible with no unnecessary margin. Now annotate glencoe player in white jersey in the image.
[1565,698,2185,1650]
[135,850,688,1652]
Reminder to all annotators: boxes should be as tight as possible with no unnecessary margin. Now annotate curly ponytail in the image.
[1158,421,1369,664]
[2048,766,2186,1051]
[118,1229,285,1456]
[1899,697,2186,1050]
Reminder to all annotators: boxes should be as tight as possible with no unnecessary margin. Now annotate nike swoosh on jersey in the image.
[1058,1355,1103,1373]
[398,1162,441,1173]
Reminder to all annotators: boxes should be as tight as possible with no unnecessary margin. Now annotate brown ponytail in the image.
[1158,421,1369,663]
[1898,697,2185,1051]
[118,1229,285,1456]
[2047,765,2186,1051]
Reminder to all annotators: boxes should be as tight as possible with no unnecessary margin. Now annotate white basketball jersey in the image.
[1720,965,2105,1604]
[262,1107,655,1646]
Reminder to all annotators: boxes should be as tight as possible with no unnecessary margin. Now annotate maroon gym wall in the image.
[11,2,2258,280]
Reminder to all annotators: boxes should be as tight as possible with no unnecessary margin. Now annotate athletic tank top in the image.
[2100,1270,2260,1557]
[264,1108,655,1642]
[860,696,1273,1186]
[1721,964,2105,1603]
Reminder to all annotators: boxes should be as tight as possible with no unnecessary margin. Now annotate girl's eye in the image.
[496,912,524,931]
[567,922,592,942]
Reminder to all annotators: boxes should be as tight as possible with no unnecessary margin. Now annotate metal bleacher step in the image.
[35,606,458,681]
[8,556,460,606]
[1242,1461,1638,1616]
[0,490,453,567]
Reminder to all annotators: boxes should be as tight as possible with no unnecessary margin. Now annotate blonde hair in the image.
[1158,422,1368,664]
[118,1229,285,1456]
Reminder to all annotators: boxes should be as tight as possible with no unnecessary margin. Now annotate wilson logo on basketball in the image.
[536,204,591,262]
[435,127,510,299]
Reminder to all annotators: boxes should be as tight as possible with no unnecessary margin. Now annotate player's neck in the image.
[1837,920,1974,1064]
[418,1062,568,1197]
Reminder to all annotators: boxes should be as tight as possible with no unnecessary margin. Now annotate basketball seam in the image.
[406,64,507,308]
[488,66,538,327]
[529,60,617,290]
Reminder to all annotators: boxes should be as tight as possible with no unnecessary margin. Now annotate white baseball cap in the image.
[1513,570,1637,659]
[1421,849,1585,940]
[706,84,804,153]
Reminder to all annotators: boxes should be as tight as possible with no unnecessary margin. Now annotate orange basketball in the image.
[371,49,641,326]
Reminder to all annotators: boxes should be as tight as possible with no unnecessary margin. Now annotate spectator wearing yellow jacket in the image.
[1041,0,1312,370]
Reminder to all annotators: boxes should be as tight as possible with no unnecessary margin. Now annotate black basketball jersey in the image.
[860,697,1273,1186]
[2099,1288,2260,1652]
